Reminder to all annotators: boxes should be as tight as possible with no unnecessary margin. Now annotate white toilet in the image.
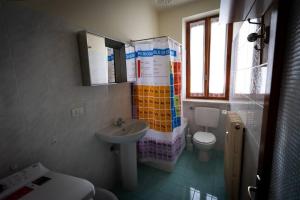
[193,107,219,161]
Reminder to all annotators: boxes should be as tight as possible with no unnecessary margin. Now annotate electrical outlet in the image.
[9,164,18,172]
[71,106,84,117]
[222,110,228,115]
[51,137,57,145]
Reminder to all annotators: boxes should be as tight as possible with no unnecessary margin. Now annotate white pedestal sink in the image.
[96,119,149,191]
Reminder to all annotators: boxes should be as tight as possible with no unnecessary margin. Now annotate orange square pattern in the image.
[133,61,182,133]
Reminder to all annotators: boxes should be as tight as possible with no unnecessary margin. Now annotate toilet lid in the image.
[193,132,216,144]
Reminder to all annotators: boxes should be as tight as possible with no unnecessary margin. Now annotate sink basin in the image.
[95,119,149,191]
[96,119,149,144]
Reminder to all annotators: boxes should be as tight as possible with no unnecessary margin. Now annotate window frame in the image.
[186,15,233,100]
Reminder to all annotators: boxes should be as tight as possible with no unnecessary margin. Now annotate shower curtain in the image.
[131,37,183,163]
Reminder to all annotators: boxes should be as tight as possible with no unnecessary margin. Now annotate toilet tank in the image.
[194,107,220,128]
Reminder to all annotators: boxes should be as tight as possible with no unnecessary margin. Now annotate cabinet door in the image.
[78,31,108,86]
[86,33,108,85]
[78,31,128,85]
[247,0,274,20]
[220,0,274,23]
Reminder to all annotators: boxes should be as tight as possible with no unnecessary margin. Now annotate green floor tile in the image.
[114,150,227,200]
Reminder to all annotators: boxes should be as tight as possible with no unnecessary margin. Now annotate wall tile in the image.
[252,66,268,106]
[230,100,249,126]
[247,102,263,145]
[230,19,271,200]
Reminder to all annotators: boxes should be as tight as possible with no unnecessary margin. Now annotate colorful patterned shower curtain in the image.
[132,37,183,163]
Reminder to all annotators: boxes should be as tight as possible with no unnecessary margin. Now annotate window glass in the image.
[209,17,227,96]
[186,16,232,99]
[190,21,205,96]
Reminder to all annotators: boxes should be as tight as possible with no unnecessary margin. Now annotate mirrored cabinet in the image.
[77,31,127,86]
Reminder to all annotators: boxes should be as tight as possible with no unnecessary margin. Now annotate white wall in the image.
[0,0,226,188]
[0,0,160,189]
[158,0,220,43]
[20,0,159,42]
[157,0,220,100]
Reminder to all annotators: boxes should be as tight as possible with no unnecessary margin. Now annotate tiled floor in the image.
[114,150,227,200]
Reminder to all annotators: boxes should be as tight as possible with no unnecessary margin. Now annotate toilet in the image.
[193,107,219,161]
[0,163,118,200]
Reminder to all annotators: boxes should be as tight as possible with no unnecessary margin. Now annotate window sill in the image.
[183,98,230,104]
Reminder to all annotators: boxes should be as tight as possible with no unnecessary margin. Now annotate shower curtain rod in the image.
[131,36,182,46]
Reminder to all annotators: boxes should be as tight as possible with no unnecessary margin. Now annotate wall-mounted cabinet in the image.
[220,0,274,23]
[77,31,127,86]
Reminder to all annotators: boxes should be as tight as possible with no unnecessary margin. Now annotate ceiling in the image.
[5,0,198,10]
[152,0,197,10]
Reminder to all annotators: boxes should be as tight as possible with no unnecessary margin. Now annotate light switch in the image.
[222,110,228,115]
[71,107,84,117]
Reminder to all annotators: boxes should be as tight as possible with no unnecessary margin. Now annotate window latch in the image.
[205,75,208,81]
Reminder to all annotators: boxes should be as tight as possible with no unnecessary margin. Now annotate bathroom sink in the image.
[96,119,149,144]
[96,119,149,191]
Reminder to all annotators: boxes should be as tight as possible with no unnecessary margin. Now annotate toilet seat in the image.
[193,132,216,145]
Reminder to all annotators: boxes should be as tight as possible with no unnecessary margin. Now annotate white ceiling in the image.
[152,0,197,10]
[7,0,198,11]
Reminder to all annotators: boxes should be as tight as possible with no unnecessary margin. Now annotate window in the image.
[186,16,233,99]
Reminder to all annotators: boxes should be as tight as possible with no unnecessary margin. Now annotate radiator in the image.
[224,112,244,200]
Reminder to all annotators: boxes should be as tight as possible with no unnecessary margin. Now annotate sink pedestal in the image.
[120,143,137,191]
[96,119,149,191]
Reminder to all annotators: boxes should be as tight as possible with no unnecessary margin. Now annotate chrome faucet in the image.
[114,118,125,127]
